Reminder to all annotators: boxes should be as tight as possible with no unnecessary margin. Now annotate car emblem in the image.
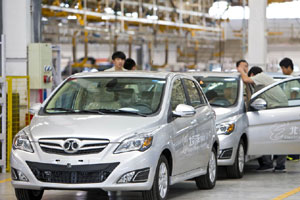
[63,139,80,153]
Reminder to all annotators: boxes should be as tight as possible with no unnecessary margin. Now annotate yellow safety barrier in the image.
[5,76,30,172]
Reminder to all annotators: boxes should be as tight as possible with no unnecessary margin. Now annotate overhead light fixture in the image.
[67,15,77,20]
[41,17,48,22]
[146,15,158,20]
[208,1,229,18]
[104,7,114,14]
[132,12,138,18]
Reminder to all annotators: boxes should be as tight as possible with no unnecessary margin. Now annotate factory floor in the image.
[1,160,300,200]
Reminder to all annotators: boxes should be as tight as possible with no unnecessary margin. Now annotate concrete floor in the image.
[1,160,300,200]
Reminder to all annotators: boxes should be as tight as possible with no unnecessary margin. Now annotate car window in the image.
[184,79,204,108]
[171,79,187,110]
[257,79,300,109]
[44,77,166,115]
[195,76,238,107]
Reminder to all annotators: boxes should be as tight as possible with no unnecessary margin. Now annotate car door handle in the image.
[205,113,212,118]
[191,119,198,125]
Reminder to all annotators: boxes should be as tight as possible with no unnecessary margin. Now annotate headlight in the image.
[13,132,34,153]
[114,135,153,154]
[216,122,235,135]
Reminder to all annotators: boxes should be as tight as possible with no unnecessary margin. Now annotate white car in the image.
[11,71,219,200]
[192,72,300,178]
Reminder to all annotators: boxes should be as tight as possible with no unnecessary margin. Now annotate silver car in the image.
[11,71,219,200]
[192,72,300,179]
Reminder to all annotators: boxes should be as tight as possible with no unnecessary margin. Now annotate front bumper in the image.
[217,133,239,166]
[11,143,158,191]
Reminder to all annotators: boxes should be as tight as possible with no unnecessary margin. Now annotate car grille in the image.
[27,161,119,184]
[38,138,110,155]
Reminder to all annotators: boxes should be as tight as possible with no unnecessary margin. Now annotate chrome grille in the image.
[39,138,109,155]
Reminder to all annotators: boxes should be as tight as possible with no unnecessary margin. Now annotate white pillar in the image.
[3,0,31,76]
[248,0,267,70]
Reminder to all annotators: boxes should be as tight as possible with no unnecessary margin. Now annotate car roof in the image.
[184,71,240,78]
[70,71,176,79]
[265,72,292,79]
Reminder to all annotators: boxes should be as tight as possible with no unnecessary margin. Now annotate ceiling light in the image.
[104,7,114,14]
[132,12,138,18]
[41,17,48,22]
[67,15,77,20]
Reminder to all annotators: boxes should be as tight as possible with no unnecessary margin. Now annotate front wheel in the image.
[15,189,44,200]
[143,155,169,200]
[195,147,217,189]
[227,140,245,179]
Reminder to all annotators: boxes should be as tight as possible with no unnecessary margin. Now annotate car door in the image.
[183,78,215,168]
[169,77,199,175]
[247,77,300,155]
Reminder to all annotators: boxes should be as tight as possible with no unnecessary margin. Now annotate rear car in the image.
[11,71,219,200]
[192,72,300,179]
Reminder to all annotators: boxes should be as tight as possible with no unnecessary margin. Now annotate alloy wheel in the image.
[158,162,168,199]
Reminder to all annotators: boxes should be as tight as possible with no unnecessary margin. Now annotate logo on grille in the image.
[63,139,80,153]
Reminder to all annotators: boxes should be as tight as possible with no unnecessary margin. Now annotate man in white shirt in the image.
[279,58,300,161]
[280,57,299,99]
[279,57,297,76]
[124,58,137,70]
[238,66,288,108]
[105,51,127,71]
[237,66,288,172]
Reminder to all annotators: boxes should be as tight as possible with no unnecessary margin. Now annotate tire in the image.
[227,140,245,179]
[143,155,169,200]
[15,189,44,200]
[195,147,217,190]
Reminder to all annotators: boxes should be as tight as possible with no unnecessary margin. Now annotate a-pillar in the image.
[248,0,267,70]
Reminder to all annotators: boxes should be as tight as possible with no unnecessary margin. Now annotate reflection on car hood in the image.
[212,107,238,123]
[29,115,160,142]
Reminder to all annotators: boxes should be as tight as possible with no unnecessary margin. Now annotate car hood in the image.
[29,114,161,142]
[212,107,239,123]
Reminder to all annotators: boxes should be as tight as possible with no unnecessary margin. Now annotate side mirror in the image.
[172,104,196,117]
[29,103,42,115]
[250,98,267,110]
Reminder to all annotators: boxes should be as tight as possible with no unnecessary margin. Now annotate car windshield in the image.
[194,76,239,107]
[44,77,166,115]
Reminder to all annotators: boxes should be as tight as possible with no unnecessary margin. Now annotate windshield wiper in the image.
[97,109,147,117]
[117,109,147,117]
[209,103,225,107]
[46,107,76,113]
[76,109,105,115]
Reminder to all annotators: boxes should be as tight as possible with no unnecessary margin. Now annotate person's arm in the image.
[237,66,254,84]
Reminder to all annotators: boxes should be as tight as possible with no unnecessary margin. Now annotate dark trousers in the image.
[258,155,286,168]
[288,155,300,160]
